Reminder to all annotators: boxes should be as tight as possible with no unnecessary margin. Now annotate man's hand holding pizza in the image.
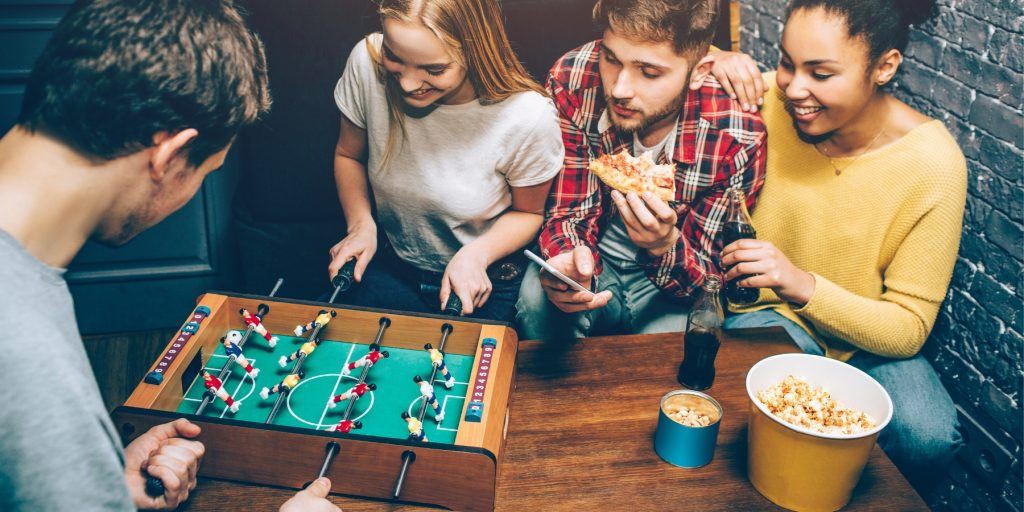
[540,246,613,313]
[610,190,680,257]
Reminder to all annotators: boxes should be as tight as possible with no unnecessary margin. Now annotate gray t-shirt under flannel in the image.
[0,229,132,511]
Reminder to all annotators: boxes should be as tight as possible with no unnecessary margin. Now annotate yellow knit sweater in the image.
[733,74,967,360]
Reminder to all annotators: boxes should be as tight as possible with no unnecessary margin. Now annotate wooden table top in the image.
[182,328,927,511]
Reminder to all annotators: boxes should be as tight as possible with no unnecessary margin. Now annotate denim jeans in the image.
[329,247,525,323]
[724,309,962,489]
[515,254,690,341]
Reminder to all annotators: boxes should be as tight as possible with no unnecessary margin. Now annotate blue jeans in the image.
[329,247,525,323]
[515,255,690,341]
[724,309,962,488]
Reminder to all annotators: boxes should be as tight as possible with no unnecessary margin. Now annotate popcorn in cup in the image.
[654,390,723,468]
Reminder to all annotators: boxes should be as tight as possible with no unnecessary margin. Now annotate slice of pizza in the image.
[588,150,676,201]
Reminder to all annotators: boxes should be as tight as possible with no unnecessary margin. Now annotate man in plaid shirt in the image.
[516,0,767,341]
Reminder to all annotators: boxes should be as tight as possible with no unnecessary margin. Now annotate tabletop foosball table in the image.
[112,290,518,512]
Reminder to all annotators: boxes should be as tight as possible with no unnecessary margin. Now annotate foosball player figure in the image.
[328,382,376,408]
[413,375,444,422]
[341,344,390,377]
[240,308,278,348]
[327,419,362,434]
[202,371,241,413]
[294,309,337,336]
[424,343,456,389]
[279,338,318,368]
[260,370,305,400]
[402,411,427,442]
[222,331,259,378]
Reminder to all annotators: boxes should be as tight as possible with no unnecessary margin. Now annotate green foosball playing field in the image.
[176,331,474,444]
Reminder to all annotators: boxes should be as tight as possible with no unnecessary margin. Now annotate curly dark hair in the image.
[786,0,938,62]
[17,0,271,166]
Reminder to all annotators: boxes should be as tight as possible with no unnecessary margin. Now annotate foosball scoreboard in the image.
[112,287,518,511]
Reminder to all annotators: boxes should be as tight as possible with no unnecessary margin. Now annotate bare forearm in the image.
[464,211,544,265]
[333,155,374,230]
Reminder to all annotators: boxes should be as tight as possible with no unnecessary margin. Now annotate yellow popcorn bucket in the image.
[745,354,893,512]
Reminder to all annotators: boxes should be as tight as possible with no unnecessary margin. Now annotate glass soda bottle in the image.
[677,275,724,390]
[722,188,759,306]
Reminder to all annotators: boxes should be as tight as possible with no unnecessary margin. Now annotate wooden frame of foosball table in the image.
[112,291,518,512]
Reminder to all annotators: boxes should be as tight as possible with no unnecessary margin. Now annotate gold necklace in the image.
[816,129,885,176]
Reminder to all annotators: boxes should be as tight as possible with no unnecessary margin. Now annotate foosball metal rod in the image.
[196,278,284,416]
[266,348,313,425]
[265,387,290,424]
[315,317,391,484]
[415,323,454,423]
[391,450,415,497]
[393,323,454,500]
[340,317,391,422]
[317,442,341,480]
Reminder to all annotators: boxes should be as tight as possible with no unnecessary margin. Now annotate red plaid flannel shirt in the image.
[539,41,768,300]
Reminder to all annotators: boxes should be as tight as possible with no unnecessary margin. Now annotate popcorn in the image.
[757,375,875,435]
[664,405,713,427]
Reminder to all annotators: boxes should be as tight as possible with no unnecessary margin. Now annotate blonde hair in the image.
[367,0,546,164]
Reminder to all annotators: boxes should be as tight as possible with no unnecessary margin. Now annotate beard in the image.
[607,88,687,135]
[92,206,149,248]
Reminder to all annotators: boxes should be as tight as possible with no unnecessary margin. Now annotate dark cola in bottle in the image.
[722,188,759,306]
[677,275,724,390]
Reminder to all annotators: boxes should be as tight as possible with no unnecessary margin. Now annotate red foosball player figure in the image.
[294,309,337,336]
[203,371,241,413]
[328,382,376,408]
[413,375,444,422]
[240,308,278,348]
[327,419,362,434]
[341,344,390,377]
[260,370,305,400]
[401,411,427,442]
[222,331,259,378]
[279,339,318,368]
[424,343,456,389]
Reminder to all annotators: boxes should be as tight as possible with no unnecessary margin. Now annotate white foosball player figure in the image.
[222,331,259,378]
[413,375,444,422]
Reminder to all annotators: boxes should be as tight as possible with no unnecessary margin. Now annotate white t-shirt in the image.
[334,34,564,272]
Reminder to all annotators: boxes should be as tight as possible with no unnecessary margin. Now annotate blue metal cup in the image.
[654,389,723,468]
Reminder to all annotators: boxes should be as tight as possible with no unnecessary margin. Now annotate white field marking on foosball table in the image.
[284,374,375,427]
[315,344,357,429]
[219,358,257,419]
[435,395,465,432]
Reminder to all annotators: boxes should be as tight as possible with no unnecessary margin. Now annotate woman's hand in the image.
[720,239,816,306]
[440,245,492,315]
[327,221,377,283]
[709,51,766,113]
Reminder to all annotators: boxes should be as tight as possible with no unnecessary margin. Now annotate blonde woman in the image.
[326,0,563,321]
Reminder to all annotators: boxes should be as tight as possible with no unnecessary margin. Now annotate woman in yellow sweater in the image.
[710,0,965,489]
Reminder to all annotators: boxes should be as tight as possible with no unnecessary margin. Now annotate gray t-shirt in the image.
[0,229,132,511]
[335,34,564,272]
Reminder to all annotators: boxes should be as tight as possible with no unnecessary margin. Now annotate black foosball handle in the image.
[145,473,165,498]
[443,295,462,316]
[331,259,358,292]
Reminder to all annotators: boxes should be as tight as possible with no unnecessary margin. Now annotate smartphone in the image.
[523,249,593,294]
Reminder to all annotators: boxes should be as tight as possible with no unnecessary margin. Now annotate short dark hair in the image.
[786,0,938,62]
[593,0,719,57]
[18,0,271,166]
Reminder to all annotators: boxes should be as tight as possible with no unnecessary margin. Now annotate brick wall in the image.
[738,1,1023,510]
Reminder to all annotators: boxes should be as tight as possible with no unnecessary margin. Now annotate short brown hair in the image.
[593,0,719,57]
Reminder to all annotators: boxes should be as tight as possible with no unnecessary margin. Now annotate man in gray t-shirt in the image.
[0,1,344,511]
